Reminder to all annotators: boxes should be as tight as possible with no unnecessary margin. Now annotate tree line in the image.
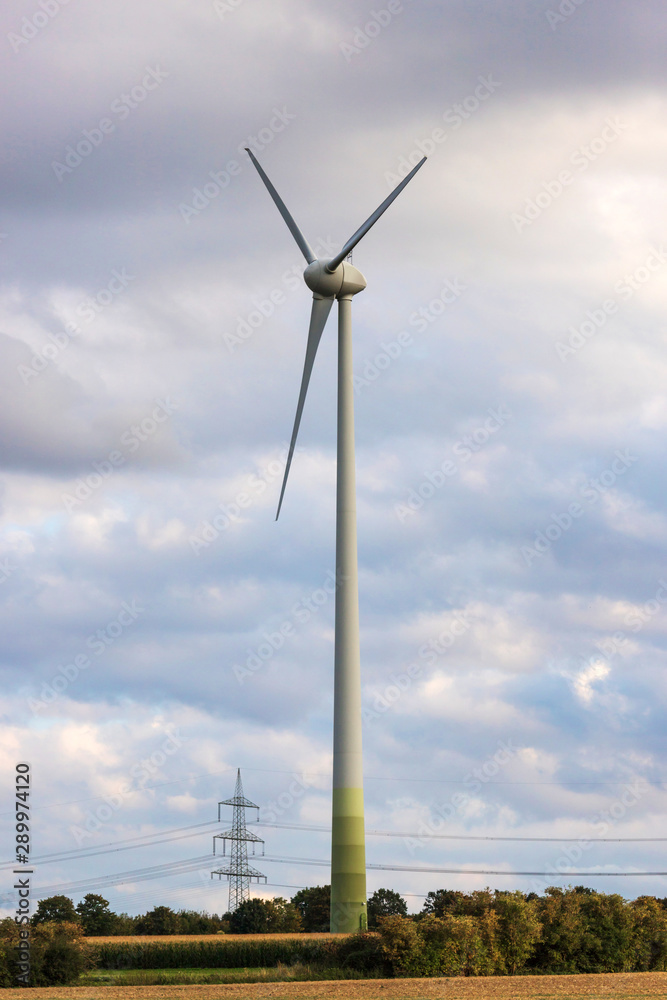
[18,884,667,973]
[380,887,667,975]
[3,885,667,984]
[22,885,408,935]
[22,886,399,935]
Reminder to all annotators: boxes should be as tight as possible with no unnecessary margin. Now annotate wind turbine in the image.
[246,147,427,932]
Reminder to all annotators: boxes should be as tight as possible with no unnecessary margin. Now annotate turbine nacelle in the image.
[304,259,367,300]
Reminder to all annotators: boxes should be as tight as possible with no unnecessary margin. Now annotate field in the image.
[86,933,344,944]
[2,972,667,999]
[8,934,667,998]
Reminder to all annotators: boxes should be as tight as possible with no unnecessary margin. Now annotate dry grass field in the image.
[3,973,667,1000]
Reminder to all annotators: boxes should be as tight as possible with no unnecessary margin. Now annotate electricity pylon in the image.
[211,768,266,912]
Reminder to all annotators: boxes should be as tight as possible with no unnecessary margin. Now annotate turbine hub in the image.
[304,259,367,299]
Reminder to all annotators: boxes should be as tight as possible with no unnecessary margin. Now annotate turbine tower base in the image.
[331,786,367,932]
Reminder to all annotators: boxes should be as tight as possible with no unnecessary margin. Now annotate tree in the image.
[32,895,79,926]
[177,909,225,934]
[530,886,586,973]
[291,885,331,931]
[367,888,408,928]
[267,897,302,932]
[135,905,181,935]
[75,894,116,935]
[631,896,667,971]
[228,898,271,933]
[421,889,464,918]
[421,888,493,919]
[112,912,140,935]
[577,891,633,972]
[529,887,633,974]
[458,889,495,917]
[493,890,541,974]
[227,897,302,933]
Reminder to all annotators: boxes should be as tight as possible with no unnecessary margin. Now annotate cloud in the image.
[2,0,667,914]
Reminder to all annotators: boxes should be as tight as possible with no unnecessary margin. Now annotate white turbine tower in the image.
[246,147,427,932]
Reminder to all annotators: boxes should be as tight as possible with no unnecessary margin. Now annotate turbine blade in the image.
[327,155,427,272]
[245,148,317,265]
[276,295,334,519]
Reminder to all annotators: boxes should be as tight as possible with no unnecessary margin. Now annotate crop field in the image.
[3,972,667,999]
[86,933,346,944]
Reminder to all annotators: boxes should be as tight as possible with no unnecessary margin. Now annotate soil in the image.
[4,972,667,1000]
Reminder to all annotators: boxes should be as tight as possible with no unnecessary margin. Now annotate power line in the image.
[0,821,219,872]
[22,856,214,901]
[257,821,667,844]
[80,879,313,916]
[261,855,667,878]
[4,818,666,878]
[368,864,667,878]
[363,775,660,787]
[5,812,667,875]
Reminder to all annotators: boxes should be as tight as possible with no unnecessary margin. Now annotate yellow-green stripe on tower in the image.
[331,787,367,931]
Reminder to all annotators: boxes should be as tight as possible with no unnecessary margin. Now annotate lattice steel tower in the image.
[211,769,266,912]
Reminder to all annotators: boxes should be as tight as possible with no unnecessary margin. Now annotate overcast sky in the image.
[2,0,667,918]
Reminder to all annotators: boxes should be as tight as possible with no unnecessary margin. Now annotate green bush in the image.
[432,914,498,976]
[335,931,386,973]
[0,920,89,986]
[408,915,453,976]
[376,913,498,977]
[0,937,13,988]
[376,915,425,975]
